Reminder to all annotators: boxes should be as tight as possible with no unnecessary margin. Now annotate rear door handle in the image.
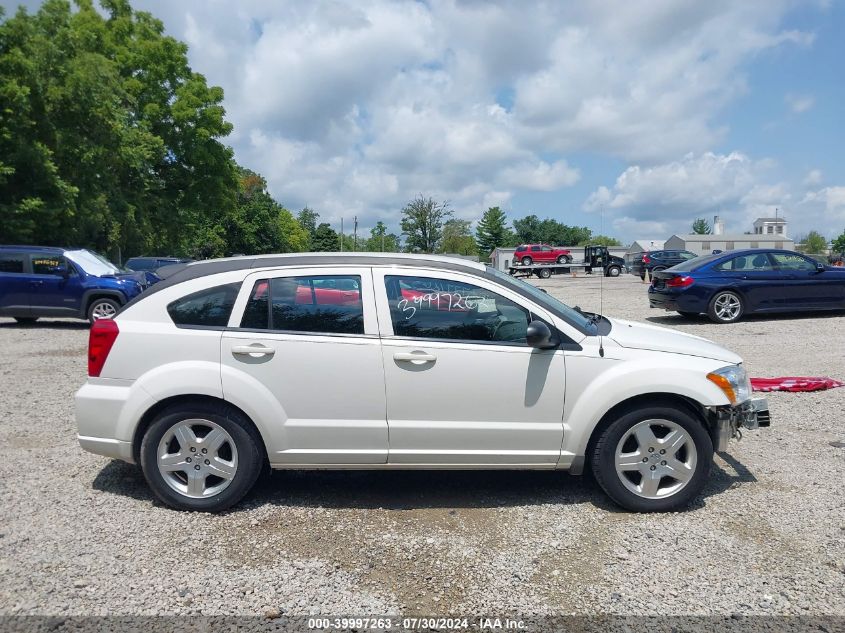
[393,352,437,362]
[232,344,275,357]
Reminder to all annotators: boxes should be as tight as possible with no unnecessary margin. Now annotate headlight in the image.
[706,364,751,405]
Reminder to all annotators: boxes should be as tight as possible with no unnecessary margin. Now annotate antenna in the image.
[598,206,605,357]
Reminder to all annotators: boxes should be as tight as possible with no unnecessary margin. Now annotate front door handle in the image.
[393,352,436,363]
[232,344,275,357]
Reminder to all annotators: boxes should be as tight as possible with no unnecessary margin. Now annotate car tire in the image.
[591,404,713,512]
[606,266,621,277]
[521,256,533,266]
[707,290,744,324]
[87,297,121,323]
[556,255,568,264]
[14,317,38,325]
[677,311,699,319]
[140,402,264,512]
[538,267,552,279]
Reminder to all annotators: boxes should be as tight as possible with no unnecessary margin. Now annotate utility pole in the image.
[340,218,344,252]
[353,216,358,252]
[382,233,385,252]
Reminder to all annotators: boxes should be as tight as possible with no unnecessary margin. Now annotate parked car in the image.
[125,256,193,272]
[0,246,155,324]
[648,249,845,323]
[514,244,572,265]
[75,253,768,513]
[630,250,698,279]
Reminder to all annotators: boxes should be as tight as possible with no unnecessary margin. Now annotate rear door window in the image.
[0,253,26,274]
[240,275,364,335]
[715,254,773,272]
[167,283,241,327]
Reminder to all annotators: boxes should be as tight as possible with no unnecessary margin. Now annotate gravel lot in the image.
[1,273,844,619]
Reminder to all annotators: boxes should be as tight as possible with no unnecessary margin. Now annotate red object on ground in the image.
[750,377,845,393]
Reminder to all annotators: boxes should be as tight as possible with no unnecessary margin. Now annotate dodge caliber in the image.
[75,253,769,512]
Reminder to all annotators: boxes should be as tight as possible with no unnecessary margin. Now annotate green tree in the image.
[311,222,339,251]
[400,195,452,253]
[440,219,477,255]
[582,234,622,246]
[831,229,845,254]
[800,230,828,254]
[476,206,513,256]
[512,214,591,245]
[692,218,712,234]
[297,207,319,248]
[0,0,238,258]
[365,221,401,252]
[221,168,308,255]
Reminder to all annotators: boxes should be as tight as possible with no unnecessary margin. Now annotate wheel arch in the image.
[571,392,709,475]
[132,394,269,466]
[82,289,127,315]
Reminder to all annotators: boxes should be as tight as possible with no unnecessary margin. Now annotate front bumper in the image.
[708,397,770,451]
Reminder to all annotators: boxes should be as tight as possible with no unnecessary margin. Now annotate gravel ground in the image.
[1,273,844,619]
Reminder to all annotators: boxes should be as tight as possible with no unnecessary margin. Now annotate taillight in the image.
[666,275,694,288]
[642,255,650,263]
[88,318,119,377]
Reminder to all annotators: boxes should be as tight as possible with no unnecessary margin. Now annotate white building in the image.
[752,217,788,238]
[665,234,794,256]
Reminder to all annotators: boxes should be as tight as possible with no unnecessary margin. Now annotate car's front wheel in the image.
[606,266,621,277]
[591,404,713,512]
[707,290,744,323]
[87,297,121,323]
[140,402,264,512]
[556,255,571,264]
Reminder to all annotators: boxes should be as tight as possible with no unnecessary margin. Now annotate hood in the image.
[607,318,742,364]
[114,271,159,288]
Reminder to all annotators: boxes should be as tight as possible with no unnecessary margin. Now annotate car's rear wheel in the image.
[591,404,712,512]
[521,256,533,266]
[87,297,120,324]
[14,317,38,325]
[140,403,263,512]
[707,290,743,323]
[537,267,552,279]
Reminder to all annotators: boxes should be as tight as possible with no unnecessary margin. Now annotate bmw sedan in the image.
[648,249,845,323]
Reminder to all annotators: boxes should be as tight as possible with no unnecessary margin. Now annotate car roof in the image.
[127,252,487,305]
[0,245,71,253]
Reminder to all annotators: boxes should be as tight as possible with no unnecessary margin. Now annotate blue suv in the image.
[0,246,156,324]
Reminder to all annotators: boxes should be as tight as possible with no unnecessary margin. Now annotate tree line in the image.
[0,0,618,264]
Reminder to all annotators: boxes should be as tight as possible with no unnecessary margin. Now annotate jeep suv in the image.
[0,246,154,324]
[514,244,572,266]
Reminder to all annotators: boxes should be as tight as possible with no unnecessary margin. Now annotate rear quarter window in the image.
[167,283,241,328]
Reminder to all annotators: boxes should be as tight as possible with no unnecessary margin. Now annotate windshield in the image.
[486,267,595,332]
[66,250,122,276]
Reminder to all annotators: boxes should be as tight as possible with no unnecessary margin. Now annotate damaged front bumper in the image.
[708,397,770,452]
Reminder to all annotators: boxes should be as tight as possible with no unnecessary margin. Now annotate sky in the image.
[3,0,844,242]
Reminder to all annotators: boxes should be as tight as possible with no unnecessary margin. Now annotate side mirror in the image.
[526,320,559,349]
[816,262,825,273]
[50,264,69,277]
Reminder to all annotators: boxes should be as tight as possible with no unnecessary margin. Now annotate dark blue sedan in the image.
[648,249,845,323]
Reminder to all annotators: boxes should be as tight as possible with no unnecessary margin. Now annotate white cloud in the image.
[585,151,845,237]
[4,0,818,233]
[803,169,823,186]
[785,93,815,113]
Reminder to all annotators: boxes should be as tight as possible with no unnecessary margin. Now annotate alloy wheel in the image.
[91,301,117,320]
[157,419,238,499]
[714,293,741,321]
[614,419,697,499]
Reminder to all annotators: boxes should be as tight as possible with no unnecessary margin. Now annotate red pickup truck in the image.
[514,244,572,265]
